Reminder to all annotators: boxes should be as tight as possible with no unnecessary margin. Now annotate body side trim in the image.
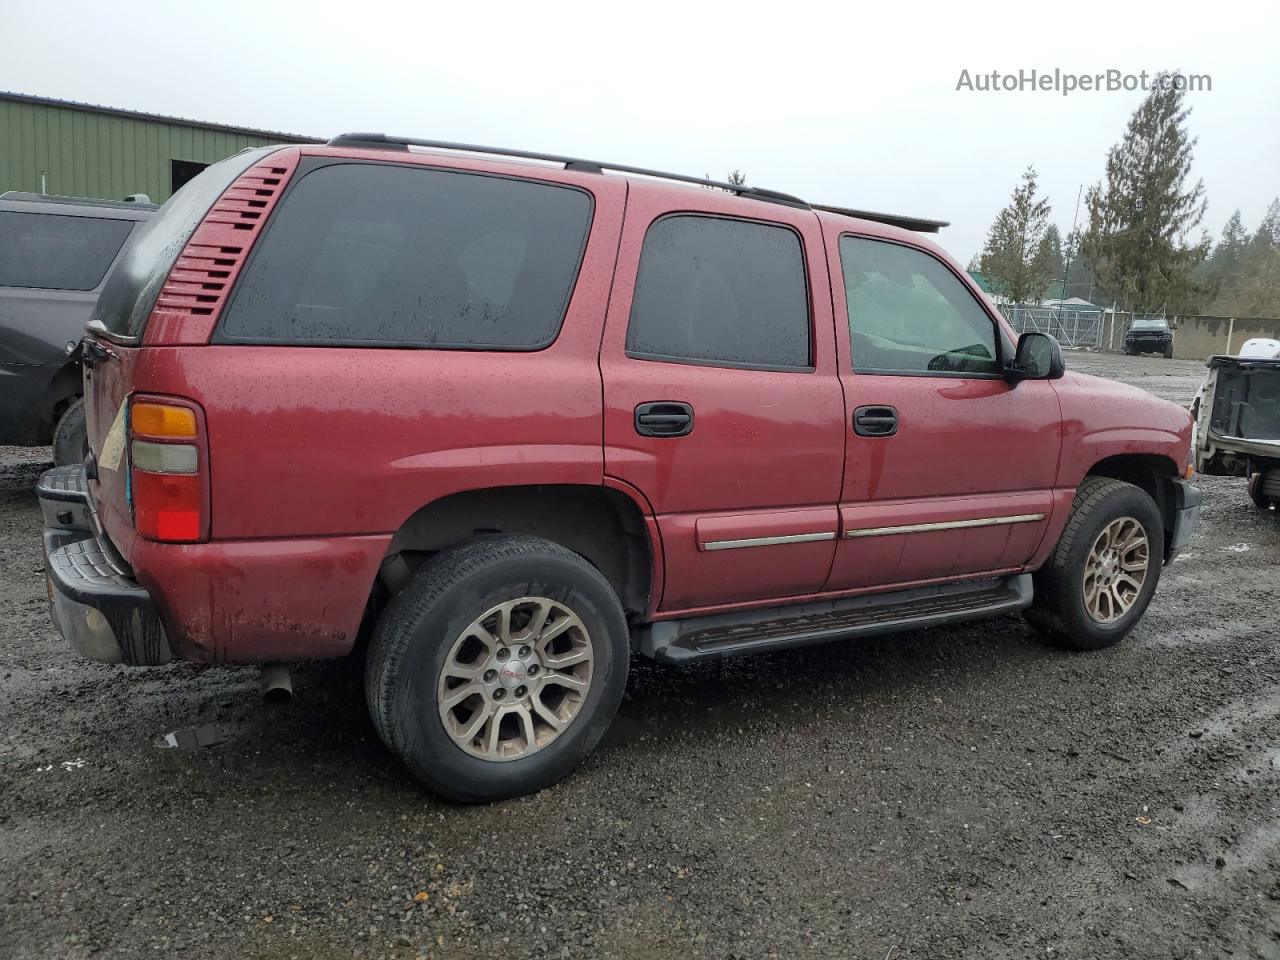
[846,513,1046,539]
[703,531,836,552]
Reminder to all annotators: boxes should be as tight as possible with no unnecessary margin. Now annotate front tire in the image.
[365,536,629,802]
[51,397,87,467]
[1163,343,1174,359]
[1025,477,1163,650]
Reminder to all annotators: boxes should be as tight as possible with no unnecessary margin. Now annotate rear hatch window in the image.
[0,212,132,290]
[91,146,279,339]
[214,162,592,349]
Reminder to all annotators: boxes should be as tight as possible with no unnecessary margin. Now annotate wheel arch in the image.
[39,360,84,443]
[1084,453,1182,557]
[376,484,656,619]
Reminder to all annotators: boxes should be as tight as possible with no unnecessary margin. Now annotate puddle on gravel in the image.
[1170,814,1280,891]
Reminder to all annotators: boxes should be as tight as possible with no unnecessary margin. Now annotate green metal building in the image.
[0,92,319,205]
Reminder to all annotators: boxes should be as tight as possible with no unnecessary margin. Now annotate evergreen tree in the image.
[1082,73,1209,314]
[1062,227,1098,302]
[1214,210,1250,273]
[1251,198,1280,249]
[1209,199,1280,317]
[1201,210,1250,310]
[978,166,1055,303]
[1042,224,1067,285]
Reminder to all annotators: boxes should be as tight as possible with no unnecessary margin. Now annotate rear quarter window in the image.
[93,147,277,338]
[0,212,133,291]
[217,162,593,349]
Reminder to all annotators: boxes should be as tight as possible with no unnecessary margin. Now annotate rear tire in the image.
[1025,477,1163,650]
[1249,471,1275,510]
[51,397,87,467]
[365,535,629,802]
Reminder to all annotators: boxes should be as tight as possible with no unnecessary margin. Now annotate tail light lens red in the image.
[129,397,208,543]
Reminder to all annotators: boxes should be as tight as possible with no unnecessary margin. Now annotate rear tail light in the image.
[129,397,208,543]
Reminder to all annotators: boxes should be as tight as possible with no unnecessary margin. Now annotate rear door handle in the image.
[635,401,694,438]
[853,405,898,437]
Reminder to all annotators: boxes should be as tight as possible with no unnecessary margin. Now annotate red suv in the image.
[40,135,1201,801]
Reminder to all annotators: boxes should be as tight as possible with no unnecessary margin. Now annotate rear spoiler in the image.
[813,204,949,234]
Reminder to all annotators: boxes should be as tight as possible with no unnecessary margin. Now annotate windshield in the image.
[1131,318,1169,331]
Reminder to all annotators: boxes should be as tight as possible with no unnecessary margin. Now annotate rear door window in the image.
[840,236,1001,376]
[218,163,592,349]
[625,215,811,369]
[0,212,132,290]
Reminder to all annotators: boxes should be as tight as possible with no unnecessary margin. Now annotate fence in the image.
[1101,312,1280,360]
[999,305,1104,349]
[1000,304,1280,359]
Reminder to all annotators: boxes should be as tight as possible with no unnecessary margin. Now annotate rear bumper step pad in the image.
[636,575,1032,664]
[38,465,172,666]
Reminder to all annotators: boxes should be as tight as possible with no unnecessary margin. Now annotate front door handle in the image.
[853,405,898,437]
[635,401,694,438]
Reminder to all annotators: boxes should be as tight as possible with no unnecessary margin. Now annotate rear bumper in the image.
[1166,478,1202,561]
[39,465,172,665]
[41,466,390,664]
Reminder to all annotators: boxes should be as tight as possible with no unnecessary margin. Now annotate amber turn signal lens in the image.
[131,402,197,438]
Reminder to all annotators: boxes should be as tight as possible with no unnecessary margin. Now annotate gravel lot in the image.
[2,351,1278,960]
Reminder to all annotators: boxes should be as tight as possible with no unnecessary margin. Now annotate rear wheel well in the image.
[1084,454,1180,555]
[376,485,653,619]
[40,361,84,443]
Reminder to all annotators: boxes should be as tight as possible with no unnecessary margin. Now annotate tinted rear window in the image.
[0,212,132,290]
[625,215,811,369]
[217,163,592,349]
[93,147,277,338]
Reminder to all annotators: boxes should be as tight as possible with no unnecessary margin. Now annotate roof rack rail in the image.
[0,190,159,211]
[326,133,810,209]
[813,204,949,234]
[324,134,947,230]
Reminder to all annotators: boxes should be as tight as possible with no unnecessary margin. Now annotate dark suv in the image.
[0,191,154,462]
[1124,316,1174,358]
[39,136,1200,802]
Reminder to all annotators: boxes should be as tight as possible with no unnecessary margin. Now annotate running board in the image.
[635,575,1032,664]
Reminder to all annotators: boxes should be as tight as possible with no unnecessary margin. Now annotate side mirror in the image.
[1008,332,1065,382]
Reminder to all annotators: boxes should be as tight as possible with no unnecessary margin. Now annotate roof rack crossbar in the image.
[326,133,809,209]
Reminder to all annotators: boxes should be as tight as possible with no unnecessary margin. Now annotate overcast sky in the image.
[2,0,1277,264]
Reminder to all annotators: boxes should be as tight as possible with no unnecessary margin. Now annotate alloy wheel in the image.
[437,597,594,761]
[1082,517,1150,624]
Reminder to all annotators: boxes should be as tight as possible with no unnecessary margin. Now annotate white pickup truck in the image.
[1194,338,1280,509]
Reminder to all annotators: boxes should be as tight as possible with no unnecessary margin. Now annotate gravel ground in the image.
[2,351,1278,960]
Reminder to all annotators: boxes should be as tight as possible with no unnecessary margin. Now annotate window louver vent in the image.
[143,149,299,344]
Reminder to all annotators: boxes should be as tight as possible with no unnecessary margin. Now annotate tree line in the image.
[973,71,1279,318]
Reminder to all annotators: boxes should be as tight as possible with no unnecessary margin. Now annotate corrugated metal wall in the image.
[0,98,308,204]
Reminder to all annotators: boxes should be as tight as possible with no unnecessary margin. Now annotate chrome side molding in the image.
[846,513,1046,539]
